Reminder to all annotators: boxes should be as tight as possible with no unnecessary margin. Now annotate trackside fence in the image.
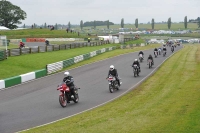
[6,41,109,57]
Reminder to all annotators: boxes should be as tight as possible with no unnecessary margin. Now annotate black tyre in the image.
[59,95,67,108]
[109,84,114,93]
[73,94,79,103]
[149,63,151,69]
[134,70,137,77]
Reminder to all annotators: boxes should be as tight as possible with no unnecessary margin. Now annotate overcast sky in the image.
[8,0,200,26]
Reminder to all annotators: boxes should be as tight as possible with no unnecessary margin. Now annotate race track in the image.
[0,45,182,133]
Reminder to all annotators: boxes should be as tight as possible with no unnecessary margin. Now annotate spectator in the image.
[88,37,91,43]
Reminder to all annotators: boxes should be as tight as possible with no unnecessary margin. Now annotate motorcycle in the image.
[148,59,153,69]
[163,51,167,57]
[107,75,121,93]
[154,51,158,58]
[139,54,143,62]
[158,49,162,55]
[57,82,80,108]
[171,47,174,53]
[132,64,139,77]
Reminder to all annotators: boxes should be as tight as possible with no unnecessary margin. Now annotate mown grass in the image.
[21,44,200,133]
[0,43,160,79]
[0,29,87,39]
[124,38,145,45]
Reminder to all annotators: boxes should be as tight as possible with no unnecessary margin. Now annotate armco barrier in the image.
[0,80,5,89]
[20,72,35,83]
[35,69,47,78]
[46,61,63,74]
[83,53,90,60]
[46,46,117,74]
[4,76,21,88]
[0,46,116,89]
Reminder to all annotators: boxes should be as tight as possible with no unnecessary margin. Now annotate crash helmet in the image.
[135,59,138,61]
[64,71,70,77]
[110,65,114,71]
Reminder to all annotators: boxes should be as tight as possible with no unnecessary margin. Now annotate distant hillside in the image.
[83,21,114,27]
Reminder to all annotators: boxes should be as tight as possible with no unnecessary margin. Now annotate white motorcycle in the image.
[107,75,121,93]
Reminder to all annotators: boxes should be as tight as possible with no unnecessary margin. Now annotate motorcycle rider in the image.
[132,59,141,72]
[63,71,76,103]
[171,45,174,52]
[163,46,167,53]
[45,39,49,46]
[147,54,154,65]
[158,47,162,55]
[154,48,158,56]
[19,41,25,48]
[107,65,121,86]
[138,51,144,59]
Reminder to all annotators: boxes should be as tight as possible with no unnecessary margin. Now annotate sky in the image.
[8,0,200,26]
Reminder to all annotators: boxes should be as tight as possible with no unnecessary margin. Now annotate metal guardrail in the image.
[6,41,109,57]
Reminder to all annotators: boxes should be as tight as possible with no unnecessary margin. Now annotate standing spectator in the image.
[78,32,80,36]
[66,28,69,33]
[88,37,91,43]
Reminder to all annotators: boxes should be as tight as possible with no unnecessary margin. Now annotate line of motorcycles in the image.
[57,45,179,108]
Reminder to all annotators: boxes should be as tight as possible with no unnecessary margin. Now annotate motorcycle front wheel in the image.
[109,84,114,93]
[59,95,67,108]
[73,94,79,103]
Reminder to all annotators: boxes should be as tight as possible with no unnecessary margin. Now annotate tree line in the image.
[0,0,200,30]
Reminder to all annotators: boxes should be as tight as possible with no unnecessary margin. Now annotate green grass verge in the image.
[0,29,87,39]
[124,38,145,45]
[21,44,200,133]
[0,44,117,79]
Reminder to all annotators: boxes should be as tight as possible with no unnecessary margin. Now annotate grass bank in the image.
[0,29,87,39]
[0,44,159,79]
[21,44,200,133]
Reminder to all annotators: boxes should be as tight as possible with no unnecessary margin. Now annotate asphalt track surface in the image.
[0,45,183,133]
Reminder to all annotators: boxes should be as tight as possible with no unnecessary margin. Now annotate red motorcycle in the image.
[57,83,79,108]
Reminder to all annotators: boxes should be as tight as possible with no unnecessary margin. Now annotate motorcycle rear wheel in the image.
[59,95,67,108]
[149,63,151,69]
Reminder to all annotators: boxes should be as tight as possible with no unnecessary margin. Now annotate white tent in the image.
[0,26,10,30]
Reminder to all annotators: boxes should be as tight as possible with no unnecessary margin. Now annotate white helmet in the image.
[135,59,138,61]
[110,65,114,71]
[64,71,70,77]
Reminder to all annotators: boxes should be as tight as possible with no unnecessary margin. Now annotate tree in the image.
[135,18,138,29]
[107,20,109,29]
[68,21,71,30]
[151,18,155,30]
[44,22,47,28]
[184,16,187,29]
[80,20,83,30]
[34,23,36,28]
[55,23,57,30]
[0,0,26,29]
[121,18,124,28]
[23,23,25,28]
[167,17,171,29]
[94,20,96,29]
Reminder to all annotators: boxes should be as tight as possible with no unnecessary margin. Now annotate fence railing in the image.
[0,50,7,61]
[6,41,109,57]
